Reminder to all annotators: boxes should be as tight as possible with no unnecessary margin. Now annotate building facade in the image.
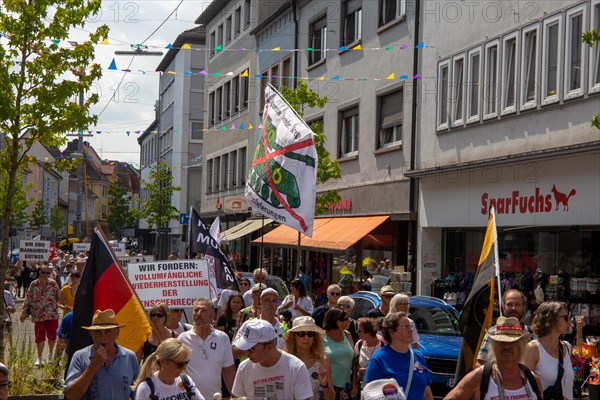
[413,0,600,295]
[138,26,205,258]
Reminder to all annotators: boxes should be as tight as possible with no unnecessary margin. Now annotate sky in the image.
[75,0,214,167]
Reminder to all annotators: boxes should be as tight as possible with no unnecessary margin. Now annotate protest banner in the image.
[19,240,51,262]
[73,243,91,253]
[127,259,210,309]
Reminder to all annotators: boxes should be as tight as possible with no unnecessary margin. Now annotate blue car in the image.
[349,292,461,399]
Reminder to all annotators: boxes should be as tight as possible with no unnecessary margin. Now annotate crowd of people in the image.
[3,252,578,400]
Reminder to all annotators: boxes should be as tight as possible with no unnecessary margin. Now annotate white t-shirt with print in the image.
[232,351,313,400]
[135,372,204,400]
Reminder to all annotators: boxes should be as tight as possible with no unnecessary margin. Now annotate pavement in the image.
[9,295,57,364]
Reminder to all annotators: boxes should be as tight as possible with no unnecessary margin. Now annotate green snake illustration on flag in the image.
[245,84,317,237]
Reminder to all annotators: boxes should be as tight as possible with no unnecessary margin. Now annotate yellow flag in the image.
[386,73,395,80]
[316,76,325,81]
[181,43,191,49]
[241,69,249,77]
[101,38,110,45]
[352,44,362,50]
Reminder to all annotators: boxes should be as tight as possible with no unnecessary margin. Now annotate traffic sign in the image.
[179,213,189,225]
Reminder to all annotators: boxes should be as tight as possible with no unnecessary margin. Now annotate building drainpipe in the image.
[409,0,422,293]
[292,0,298,89]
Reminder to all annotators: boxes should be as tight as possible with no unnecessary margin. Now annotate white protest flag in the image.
[209,216,222,245]
[245,84,318,237]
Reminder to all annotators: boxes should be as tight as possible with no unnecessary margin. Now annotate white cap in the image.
[0,362,8,377]
[260,288,279,299]
[233,319,277,351]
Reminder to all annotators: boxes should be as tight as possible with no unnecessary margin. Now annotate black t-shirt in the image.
[311,304,330,328]
[217,315,236,340]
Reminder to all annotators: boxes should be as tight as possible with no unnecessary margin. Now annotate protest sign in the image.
[128,259,210,309]
[19,240,51,262]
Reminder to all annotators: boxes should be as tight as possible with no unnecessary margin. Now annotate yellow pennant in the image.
[352,44,362,50]
[386,73,395,80]
[181,43,191,49]
[240,69,249,77]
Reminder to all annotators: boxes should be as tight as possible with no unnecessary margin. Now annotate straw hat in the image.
[82,309,126,330]
[487,316,532,343]
[285,316,325,341]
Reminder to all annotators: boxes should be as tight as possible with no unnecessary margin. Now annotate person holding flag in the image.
[454,207,501,384]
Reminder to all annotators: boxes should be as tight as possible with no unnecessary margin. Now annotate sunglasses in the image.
[40,271,51,275]
[337,304,351,309]
[239,282,249,286]
[150,313,165,318]
[170,359,190,369]
[295,331,316,338]
[329,292,341,297]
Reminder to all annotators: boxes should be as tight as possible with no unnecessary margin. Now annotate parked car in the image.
[239,272,290,304]
[368,273,391,293]
[349,291,461,399]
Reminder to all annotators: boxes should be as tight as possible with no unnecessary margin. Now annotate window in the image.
[452,56,465,125]
[309,16,327,65]
[270,64,279,88]
[161,83,174,113]
[230,151,238,188]
[234,7,241,37]
[379,0,406,27]
[191,121,203,141]
[221,153,229,190]
[501,34,518,114]
[437,61,449,129]
[484,41,499,118]
[232,76,240,114]
[215,86,222,122]
[590,1,600,92]
[542,16,562,105]
[214,156,220,191]
[467,48,481,122]
[565,6,585,98]
[342,1,362,46]
[225,16,232,45]
[218,24,223,48]
[210,31,216,58]
[244,0,251,28]
[241,73,249,110]
[224,81,231,118]
[339,106,359,157]
[282,57,292,89]
[378,90,402,148]
[521,24,539,109]
[239,147,247,185]
[208,92,215,126]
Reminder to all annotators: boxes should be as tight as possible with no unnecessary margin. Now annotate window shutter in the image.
[380,90,403,128]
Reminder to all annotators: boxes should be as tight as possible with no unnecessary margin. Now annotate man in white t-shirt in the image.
[179,298,235,400]
[232,319,313,400]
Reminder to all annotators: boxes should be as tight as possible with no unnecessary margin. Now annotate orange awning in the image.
[252,216,390,251]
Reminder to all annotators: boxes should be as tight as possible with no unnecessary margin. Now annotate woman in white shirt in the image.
[278,279,314,320]
[134,338,204,400]
[523,301,574,400]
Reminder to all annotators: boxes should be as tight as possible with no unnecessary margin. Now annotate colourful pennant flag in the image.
[100,38,110,45]
[241,69,249,77]
[386,73,395,80]
[108,59,117,70]
[352,44,362,50]
[181,43,191,49]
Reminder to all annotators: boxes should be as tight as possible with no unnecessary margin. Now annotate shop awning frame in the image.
[221,218,274,242]
[252,215,390,251]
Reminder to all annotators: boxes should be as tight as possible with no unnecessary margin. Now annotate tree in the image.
[134,161,181,259]
[583,28,600,129]
[0,168,30,228]
[0,0,108,356]
[279,81,342,214]
[49,204,64,238]
[29,199,48,233]
[107,179,137,238]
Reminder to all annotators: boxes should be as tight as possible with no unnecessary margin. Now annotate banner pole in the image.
[492,207,503,318]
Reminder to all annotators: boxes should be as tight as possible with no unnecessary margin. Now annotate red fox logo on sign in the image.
[551,185,576,211]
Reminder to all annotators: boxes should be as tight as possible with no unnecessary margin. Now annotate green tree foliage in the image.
[134,161,181,229]
[0,168,30,227]
[30,199,48,232]
[49,204,64,237]
[0,0,108,357]
[583,29,600,129]
[107,179,136,238]
[279,81,342,214]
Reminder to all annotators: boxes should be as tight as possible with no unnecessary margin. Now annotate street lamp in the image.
[114,44,163,56]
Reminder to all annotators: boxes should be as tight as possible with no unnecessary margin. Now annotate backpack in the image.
[479,363,541,400]
[145,373,195,400]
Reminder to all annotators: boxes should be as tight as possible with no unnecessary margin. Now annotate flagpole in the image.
[93,226,154,332]
[491,207,503,317]
[296,232,301,279]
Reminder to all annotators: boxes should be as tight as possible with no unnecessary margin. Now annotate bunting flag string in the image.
[1,33,426,53]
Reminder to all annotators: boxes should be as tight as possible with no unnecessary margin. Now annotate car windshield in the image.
[410,305,461,336]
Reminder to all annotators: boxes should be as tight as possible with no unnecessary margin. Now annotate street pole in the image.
[75,90,84,240]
